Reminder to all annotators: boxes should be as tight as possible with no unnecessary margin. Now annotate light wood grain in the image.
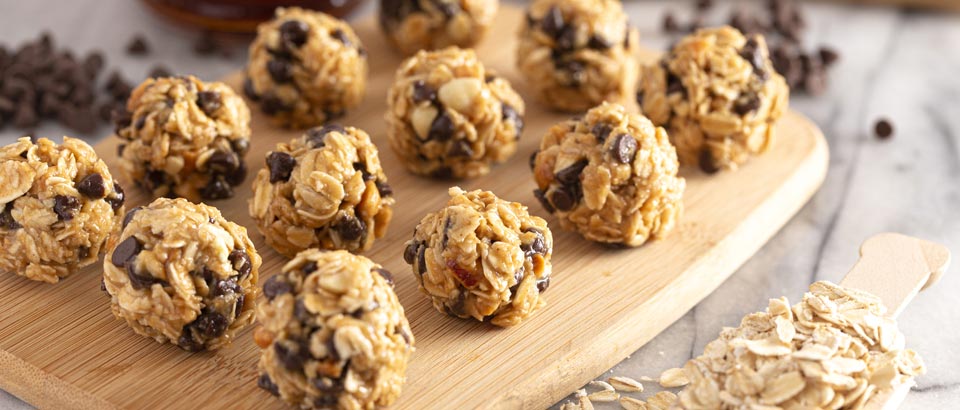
[0,6,828,410]
[840,233,951,410]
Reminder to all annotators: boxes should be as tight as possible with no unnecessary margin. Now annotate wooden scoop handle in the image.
[839,233,950,410]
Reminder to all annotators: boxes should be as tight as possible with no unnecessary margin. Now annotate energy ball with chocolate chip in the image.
[245,7,367,128]
[638,27,789,173]
[516,0,639,112]
[531,103,685,247]
[0,137,125,283]
[378,0,498,55]
[385,47,525,179]
[405,187,552,327]
[250,125,395,257]
[254,249,414,408]
[115,75,251,202]
[103,198,261,351]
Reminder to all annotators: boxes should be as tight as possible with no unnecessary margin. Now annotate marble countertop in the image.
[0,1,957,409]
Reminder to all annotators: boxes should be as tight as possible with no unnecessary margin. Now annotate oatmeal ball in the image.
[379,0,498,56]
[386,47,525,179]
[250,125,395,257]
[638,26,789,173]
[245,7,368,129]
[516,0,639,112]
[0,137,124,283]
[531,102,685,247]
[103,198,261,351]
[115,75,251,202]
[403,187,552,327]
[254,249,414,409]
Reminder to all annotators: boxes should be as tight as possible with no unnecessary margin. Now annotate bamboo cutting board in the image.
[0,6,828,410]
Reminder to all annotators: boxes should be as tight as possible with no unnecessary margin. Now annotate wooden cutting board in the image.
[0,6,829,410]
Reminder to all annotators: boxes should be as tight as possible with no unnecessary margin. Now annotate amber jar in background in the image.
[142,0,367,32]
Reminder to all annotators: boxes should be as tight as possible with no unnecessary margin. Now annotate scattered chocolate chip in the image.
[111,236,141,268]
[428,110,455,141]
[447,140,474,157]
[53,195,80,221]
[374,268,394,286]
[611,134,637,164]
[375,180,393,197]
[122,206,140,228]
[502,103,523,136]
[196,90,222,116]
[258,374,280,396]
[266,152,296,183]
[263,275,292,300]
[819,46,839,66]
[403,242,419,264]
[267,59,293,83]
[0,204,21,230]
[229,249,252,279]
[125,35,149,56]
[280,20,311,48]
[334,215,365,241]
[698,149,721,174]
[554,160,587,185]
[874,118,894,140]
[548,186,578,212]
[696,0,713,10]
[533,189,555,213]
[541,6,565,38]
[411,80,437,104]
[148,65,172,79]
[77,173,106,199]
[592,123,613,143]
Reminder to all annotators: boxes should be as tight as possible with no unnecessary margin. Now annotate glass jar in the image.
[142,0,367,32]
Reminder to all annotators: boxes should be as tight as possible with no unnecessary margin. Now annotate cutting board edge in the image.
[0,349,116,410]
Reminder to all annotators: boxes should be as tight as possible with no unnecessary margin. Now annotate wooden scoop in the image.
[839,233,951,410]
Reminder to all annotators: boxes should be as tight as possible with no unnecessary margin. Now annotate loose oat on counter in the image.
[245,7,367,128]
[673,281,925,409]
[114,75,251,201]
[385,47,525,179]
[0,137,125,283]
[517,0,639,112]
[531,102,685,247]
[379,0,498,56]
[638,26,789,173]
[254,249,414,409]
[249,124,395,257]
[404,187,552,327]
[103,198,260,351]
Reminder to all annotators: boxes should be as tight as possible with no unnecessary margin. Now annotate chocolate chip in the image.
[53,195,79,221]
[521,230,546,257]
[447,140,474,157]
[330,29,351,47]
[196,91,222,116]
[334,215,365,241]
[529,150,539,170]
[192,312,228,339]
[267,152,296,183]
[374,268,394,286]
[207,150,240,175]
[125,35,149,56]
[258,374,280,396]
[740,37,768,79]
[243,77,259,101]
[148,65,172,79]
[178,329,203,352]
[555,160,587,185]
[294,299,311,322]
[77,246,90,260]
[698,149,721,174]
[428,110,455,141]
[666,71,685,95]
[696,0,713,10]
[548,187,578,212]
[306,123,344,147]
[733,93,761,115]
[112,237,142,268]
[541,6,565,38]
[375,180,393,197]
[502,103,523,136]
[611,134,637,164]
[229,249,252,279]
[555,25,577,52]
[201,176,233,200]
[411,80,437,104]
[431,166,453,179]
[280,20,310,48]
[874,118,894,140]
[0,204,21,230]
[403,242,419,264]
[533,189,555,213]
[416,244,427,276]
[302,261,318,274]
[819,46,839,66]
[212,277,242,297]
[77,173,106,199]
[260,95,290,115]
[122,206,140,229]
[263,275,292,300]
[274,341,308,371]
[353,162,374,181]
[267,59,293,83]
[105,182,125,211]
[591,123,612,143]
[587,35,612,50]
[636,90,645,107]
[536,277,550,293]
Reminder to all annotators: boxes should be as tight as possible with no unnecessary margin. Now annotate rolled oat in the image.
[379,0,498,55]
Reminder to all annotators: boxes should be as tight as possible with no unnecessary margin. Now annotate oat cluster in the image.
[639,26,789,173]
[386,47,525,179]
[404,187,552,327]
[115,75,251,201]
[103,198,261,351]
[531,102,685,247]
[674,281,925,409]
[379,0,498,55]
[254,249,414,409]
[250,125,395,257]
[0,137,124,283]
[517,0,639,112]
[245,7,368,128]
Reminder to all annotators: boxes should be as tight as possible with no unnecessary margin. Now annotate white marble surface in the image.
[0,1,957,409]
